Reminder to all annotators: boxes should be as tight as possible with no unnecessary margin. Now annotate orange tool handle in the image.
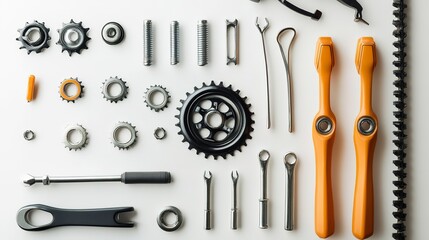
[352,37,378,239]
[313,37,336,239]
[26,75,35,102]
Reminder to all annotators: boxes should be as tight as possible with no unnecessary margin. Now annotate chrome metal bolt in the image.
[170,21,179,65]
[143,20,153,66]
[197,20,208,66]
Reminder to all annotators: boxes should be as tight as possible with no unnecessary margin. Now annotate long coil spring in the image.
[392,0,408,239]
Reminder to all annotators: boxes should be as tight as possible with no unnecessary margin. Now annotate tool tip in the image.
[22,174,35,186]
[204,170,212,179]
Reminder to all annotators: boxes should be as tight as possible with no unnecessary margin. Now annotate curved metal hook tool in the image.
[337,0,369,25]
[277,28,296,133]
[278,0,322,20]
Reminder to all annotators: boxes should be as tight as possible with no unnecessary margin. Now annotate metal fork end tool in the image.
[231,170,239,230]
[204,171,212,230]
[258,150,270,229]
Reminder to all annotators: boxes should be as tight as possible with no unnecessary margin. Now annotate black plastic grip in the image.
[121,172,171,184]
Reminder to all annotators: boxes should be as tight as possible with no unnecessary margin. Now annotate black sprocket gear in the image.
[57,19,90,56]
[17,20,51,54]
[176,81,254,159]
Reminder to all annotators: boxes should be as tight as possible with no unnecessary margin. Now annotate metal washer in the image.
[63,124,88,151]
[102,77,128,103]
[157,206,183,232]
[57,19,90,56]
[112,122,137,150]
[23,130,35,141]
[101,22,125,45]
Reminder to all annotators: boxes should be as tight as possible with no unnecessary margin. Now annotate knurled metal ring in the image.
[157,206,183,232]
[102,77,128,103]
[102,22,125,45]
[23,130,35,141]
[63,124,88,151]
[144,85,170,112]
[112,122,137,150]
[59,78,84,102]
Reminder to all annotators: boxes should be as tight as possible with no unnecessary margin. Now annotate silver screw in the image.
[170,21,179,65]
[143,20,153,66]
[197,20,208,66]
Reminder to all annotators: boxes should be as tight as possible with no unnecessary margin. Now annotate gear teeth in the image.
[176,81,254,159]
[63,124,88,151]
[17,20,51,54]
[101,77,128,103]
[144,85,171,112]
[57,19,91,56]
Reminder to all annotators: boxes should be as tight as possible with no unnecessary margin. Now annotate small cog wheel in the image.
[57,19,90,56]
[144,85,171,112]
[101,76,128,103]
[17,20,51,54]
[63,124,88,151]
[176,81,254,159]
[111,122,138,150]
[59,78,84,103]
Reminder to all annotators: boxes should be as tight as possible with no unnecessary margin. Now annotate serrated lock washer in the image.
[63,124,88,151]
[112,122,137,150]
[59,78,84,102]
[57,19,90,56]
[17,20,51,54]
[144,85,170,112]
[102,77,128,103]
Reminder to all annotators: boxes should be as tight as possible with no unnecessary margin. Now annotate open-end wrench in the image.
[231,170,239,230]
[204,171,212,230]
[284,153,297,231]
[258,150,270,229]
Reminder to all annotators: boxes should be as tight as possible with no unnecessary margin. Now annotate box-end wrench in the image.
[204,171,212,230]
[231,170,239,229]
[258,150,270,229]
[284,152,297,231]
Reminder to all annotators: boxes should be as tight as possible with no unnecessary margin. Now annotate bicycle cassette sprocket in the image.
[57,19,90,56]
[176,81,254,159]
[17,20,51,54]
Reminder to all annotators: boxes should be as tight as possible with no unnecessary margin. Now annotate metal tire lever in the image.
[17,204,134,231]
[278,0,322,20]
[277,28,297,133]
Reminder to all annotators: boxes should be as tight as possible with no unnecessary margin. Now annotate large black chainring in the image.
[176,81,254,159]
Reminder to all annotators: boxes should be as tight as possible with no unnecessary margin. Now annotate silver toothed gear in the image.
[101,76,128,103]
[17,20,51,54]
[63,124,88,151]
[144,85,171,112]
[111,122,138,150]
[176,81,254,159]
[57,19,90,56]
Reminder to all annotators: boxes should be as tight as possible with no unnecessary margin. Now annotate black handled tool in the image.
[23,171,172,186]
[17,204,134,231]
[336,0,369,25]
[278,0,322,20]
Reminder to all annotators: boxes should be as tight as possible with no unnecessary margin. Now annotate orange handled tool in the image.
[352,37,378,239]
[313,37,336,239]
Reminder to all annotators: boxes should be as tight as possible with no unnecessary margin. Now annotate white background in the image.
[0,0,427,239]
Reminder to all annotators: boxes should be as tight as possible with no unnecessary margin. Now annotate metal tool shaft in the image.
[284,153,297,230]
[258,150,270,229]
[204,171,212,230]
[231,171,239,229]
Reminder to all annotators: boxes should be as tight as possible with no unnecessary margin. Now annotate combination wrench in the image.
[284,152,297,231]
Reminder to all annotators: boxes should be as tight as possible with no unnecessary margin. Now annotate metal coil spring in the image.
[392,0,408,239]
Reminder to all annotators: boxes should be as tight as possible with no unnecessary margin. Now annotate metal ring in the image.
[102,22,125,45]
[63,124,88,150]
[17,21,51,54]
[23,130,35,141]
[112,122,137,150]
[102,77,128,103]
[57,20,90,56]
[157,206,183,232]
[59,78,83,102]
[357,117,376,135]
[315,116,333,135]
[144,85,170,112]
[154,127,167,140]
